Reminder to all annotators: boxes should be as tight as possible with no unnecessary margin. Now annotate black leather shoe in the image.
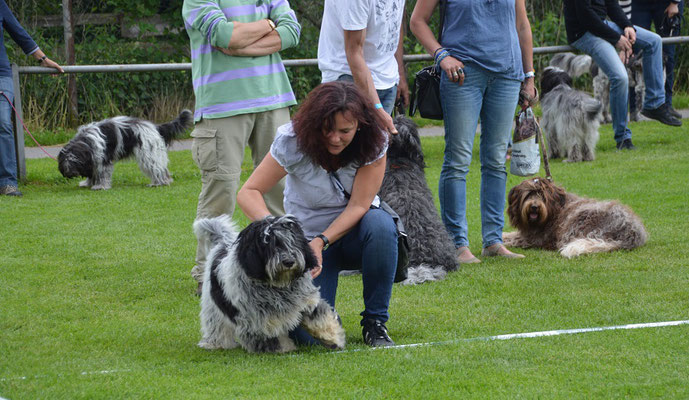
[667,106,682,119]
[641,104,682,126]
[616,138,636,150]
[362,319,395,347]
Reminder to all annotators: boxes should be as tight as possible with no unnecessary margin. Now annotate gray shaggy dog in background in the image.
[503,178,648,258]
[549,52,645,123]
[379,116,459,285]
[540,66,603,162]
[194,215,345,353]
[58,110,192,189]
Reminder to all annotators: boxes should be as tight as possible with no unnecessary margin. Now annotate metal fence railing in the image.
[11,36,689,179]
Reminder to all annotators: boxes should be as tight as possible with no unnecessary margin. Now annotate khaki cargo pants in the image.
[190,108,288,283]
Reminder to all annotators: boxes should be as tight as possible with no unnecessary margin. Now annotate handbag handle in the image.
[438,0,446,44]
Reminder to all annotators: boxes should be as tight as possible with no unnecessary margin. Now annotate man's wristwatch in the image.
[267,19,276,31]
[315,233,329,250]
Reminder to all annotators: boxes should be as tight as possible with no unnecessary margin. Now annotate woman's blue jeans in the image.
[290,208,397,345]
[571,21,665,144]
[0,75,17,187]
[438,63,520,249]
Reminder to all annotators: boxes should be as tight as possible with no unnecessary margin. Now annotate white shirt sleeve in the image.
[338,0,370,31]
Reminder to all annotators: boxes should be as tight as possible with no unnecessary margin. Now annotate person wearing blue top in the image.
[410,0,536,263]
[0,0,63,197]
[237,81,398,348]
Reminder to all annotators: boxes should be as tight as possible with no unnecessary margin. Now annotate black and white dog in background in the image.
[58,110,192,189]
[194,215,346,353]
[540,67,603,162]
[379,117,459,284]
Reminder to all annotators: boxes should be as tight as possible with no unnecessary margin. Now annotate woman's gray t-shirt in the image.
[270,122,386,239]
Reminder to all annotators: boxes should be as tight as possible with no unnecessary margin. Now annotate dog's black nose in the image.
[530,205,539,212]
[282,259,295,269]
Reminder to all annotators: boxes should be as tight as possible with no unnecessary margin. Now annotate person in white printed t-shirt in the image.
[318,0,409,135]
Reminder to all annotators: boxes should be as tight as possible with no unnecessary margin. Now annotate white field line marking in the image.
[2,320,688,381]
[333,319,689,354]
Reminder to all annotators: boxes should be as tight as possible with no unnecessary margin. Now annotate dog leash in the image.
[534,115,552,181]
[0,90,57,161]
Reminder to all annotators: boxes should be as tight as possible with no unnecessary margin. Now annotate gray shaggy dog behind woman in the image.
[379,117,459,285]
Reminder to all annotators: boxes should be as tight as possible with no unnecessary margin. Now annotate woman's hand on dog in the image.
[308,240,324,279]
[440,56,465,85]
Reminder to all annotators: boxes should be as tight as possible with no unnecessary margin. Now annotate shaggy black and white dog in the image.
[58,110,192,189]
[378,116,459,285]
[540,67,603,162]
[503,178,648,258]
[194,215,346,353]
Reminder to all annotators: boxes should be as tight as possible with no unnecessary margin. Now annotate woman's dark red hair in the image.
[292,81,387,172]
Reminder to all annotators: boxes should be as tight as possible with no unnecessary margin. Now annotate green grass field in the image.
[2,119,688,399]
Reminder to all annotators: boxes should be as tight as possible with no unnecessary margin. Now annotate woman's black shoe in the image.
[362,319,395,347]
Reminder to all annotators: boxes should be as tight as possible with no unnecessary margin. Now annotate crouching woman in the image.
[237,81,398,347]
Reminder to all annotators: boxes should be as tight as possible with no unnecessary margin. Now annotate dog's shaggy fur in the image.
[591,52,646,122]
[540,67,602,162]
[503,178,648,258]
[194,215,345,353]
[378,116,459,285]
[549,52,645,123]
[58,110,192,189]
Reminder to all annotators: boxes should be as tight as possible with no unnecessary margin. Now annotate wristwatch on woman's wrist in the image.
[315,233,329,250]
[267,19,276,31]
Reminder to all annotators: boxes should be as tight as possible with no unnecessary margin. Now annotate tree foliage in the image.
[4,0,689,131]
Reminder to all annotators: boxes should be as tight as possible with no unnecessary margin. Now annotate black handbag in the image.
[330,173,409,283]
[410,0,447,120]
[410,65,443,120]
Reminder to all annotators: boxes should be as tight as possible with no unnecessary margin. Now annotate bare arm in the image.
[410,0,464,85]
[32,49,64,73]
[214,30,282,57]
[227,19,274,49]
[395,14,409,109]
[515,0,536,106]
[237,152,287,221]
[409,0,441,57]
[344,29,397,134]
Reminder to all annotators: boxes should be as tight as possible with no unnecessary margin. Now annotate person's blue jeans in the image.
[571,21,665,144]
[290,208,397,345]
[336,74,398,114]
[631,0,684,106]
[0,75,17,187]
[438,62,520,249]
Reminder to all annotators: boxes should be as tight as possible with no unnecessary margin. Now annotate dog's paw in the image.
[78,179,90,188]
[198,338,239,350]
[502,231,519,245]
[90,184,111,190]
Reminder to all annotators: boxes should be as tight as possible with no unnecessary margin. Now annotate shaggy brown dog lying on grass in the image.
[503,178,648,258]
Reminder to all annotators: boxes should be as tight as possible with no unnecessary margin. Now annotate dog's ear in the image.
[236,222,270,281]
[542,179,567,209]
[506,185,521,227]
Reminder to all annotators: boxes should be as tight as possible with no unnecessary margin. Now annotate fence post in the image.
[11,63,26,181]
